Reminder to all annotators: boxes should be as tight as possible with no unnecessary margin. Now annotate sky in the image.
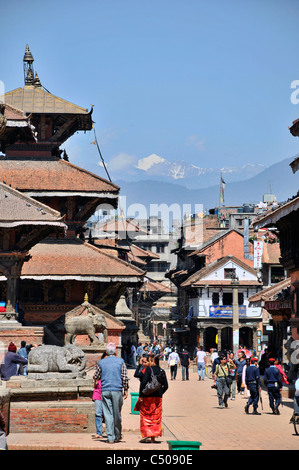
[2,0,299,185]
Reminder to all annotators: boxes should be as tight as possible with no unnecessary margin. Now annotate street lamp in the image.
[231,270,239,355]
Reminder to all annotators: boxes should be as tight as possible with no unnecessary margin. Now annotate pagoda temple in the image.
[0,46,145,343]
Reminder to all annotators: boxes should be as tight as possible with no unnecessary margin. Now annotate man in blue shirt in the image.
[93,342,129,444]
[264,358,283,415]
[244,357,262,415]
[235,352,246,395]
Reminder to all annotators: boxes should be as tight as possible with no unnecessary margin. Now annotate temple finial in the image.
[34,72,42,88]
[23,45,35,86]
[84,292,89,303]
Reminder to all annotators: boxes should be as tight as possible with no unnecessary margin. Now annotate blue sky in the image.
[2,0,299,184]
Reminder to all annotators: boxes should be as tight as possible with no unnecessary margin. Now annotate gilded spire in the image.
[34,72,42,88]
[23,45,42,88]
[24,45,35,86]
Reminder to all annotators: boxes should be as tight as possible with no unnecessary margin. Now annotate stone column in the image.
[217,327,222,352]
[0,254,28,323]
[5,275,18,318]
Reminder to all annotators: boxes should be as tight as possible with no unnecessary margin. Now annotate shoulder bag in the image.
[220,365,232,386]
[142,367,163,396]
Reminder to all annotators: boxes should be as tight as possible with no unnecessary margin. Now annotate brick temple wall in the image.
[9,402,94,433]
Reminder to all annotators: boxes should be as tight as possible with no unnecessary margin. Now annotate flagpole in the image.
[219,172,225,207]
[92,128,112,182]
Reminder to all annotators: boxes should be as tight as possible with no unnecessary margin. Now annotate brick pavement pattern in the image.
[7,364,299,450]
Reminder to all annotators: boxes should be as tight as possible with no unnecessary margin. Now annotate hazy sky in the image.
[2,0,299,183]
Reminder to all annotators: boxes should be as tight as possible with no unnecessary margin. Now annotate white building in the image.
[181,255,263,352]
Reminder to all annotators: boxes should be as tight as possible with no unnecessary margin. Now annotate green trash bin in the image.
[130,392,140,415]
[167,440,202,450]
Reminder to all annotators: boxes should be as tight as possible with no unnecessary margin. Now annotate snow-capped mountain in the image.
[133,154,265,188]
[116,156,298,212]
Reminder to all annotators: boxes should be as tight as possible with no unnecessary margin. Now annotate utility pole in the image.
[231,270,239,355]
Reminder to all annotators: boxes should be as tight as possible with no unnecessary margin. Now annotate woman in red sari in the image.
[137,353,168,443]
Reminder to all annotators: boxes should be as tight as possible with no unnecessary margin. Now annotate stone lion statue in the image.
[27,344,86,379]
[64,314,108,346]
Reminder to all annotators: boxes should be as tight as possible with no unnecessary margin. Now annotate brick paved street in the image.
[7,364,299,450]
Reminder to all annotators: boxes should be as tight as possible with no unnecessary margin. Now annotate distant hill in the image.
[116,156,299,214]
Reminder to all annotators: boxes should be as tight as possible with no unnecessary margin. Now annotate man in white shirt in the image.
[196,346,207,381]
[168,348,180,380]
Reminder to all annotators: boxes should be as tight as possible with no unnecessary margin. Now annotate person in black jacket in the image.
[244,357,262,415]
[138,354,168,443]
[264,358,283,415]
[180,348,191,381]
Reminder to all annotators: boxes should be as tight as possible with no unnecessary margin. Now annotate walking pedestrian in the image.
[213,355,230,408]
[93,342,129,444]
[136,343,144,363]
[180,348,191,381]
[196,346,207,381]
[130,343,137,368]
[274,358,289,385]
[264,358,283,415]
[92,377,103,438]
[92,352,106,439]
[138,353,168,443]
[244,357,262,415]
[236,351,246,394]
[227,352,237,400]
[168,348,180,380]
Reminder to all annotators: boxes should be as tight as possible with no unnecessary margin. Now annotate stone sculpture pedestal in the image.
[3,376,95,433]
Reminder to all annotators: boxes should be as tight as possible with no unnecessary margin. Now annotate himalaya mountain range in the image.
[114,154,299,212]
[131,153,266,189]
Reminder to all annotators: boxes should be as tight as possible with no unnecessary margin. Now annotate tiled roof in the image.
[140,278,173,293]
[248,278,290,303]
[0,104,36,143]
[0,157,119,194]
[253,197,299,229]
[127,244,160,265]
[188,228,244,257]
[21,239,145,280]
[0,182,66,228]
[98,218,147,235]
[181,255,258,287]
[3,103,30,121]
[65,301,125,330]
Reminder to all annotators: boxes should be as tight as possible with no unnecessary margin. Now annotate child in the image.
[92,378,103,438]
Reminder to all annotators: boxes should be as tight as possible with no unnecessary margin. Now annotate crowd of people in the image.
[1,338,298,448]
[207,345,292,416]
